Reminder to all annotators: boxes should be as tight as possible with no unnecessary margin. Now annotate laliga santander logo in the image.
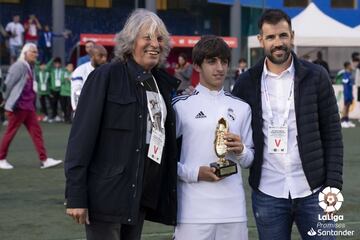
[318,187,344,213]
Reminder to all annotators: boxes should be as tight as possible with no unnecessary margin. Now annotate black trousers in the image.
[39,95,50,116]
[50,90,60,119]
[60,96,71,123]
[85,209,145,240]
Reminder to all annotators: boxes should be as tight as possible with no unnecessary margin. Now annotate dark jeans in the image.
[39,95,50,116]
[252,190,336,240]
[60,96,71,123]
[49,90,60,118]
[85,209,145,240]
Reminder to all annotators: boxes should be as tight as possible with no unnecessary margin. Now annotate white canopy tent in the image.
[248,2,360,48]
[248,3,360,69]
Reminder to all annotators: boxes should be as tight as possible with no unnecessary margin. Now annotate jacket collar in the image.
[126,58,180,90]
[126,58,153,83]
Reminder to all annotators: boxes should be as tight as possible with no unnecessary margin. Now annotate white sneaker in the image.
[348,121,356,127]
[2,120,8,126]
[42,116,49,122]
[41,158,62,169]
[0,159,14,169]
[54,116,62,122]
[341,121,350,128]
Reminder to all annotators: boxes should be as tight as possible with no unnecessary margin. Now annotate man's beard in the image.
[265,45,291,65]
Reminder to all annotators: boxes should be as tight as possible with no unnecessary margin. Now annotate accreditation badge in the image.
[40,83,46,91]
[147,128,165,164]
[268,125,288,154]
[55,78,61,87]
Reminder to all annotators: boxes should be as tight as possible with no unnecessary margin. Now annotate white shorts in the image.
[174,222,248,240]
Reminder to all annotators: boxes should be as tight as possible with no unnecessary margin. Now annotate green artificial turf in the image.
[0,122,359,239]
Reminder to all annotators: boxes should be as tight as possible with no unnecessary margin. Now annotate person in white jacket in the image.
[172,36,254,240]
[71,44,107,111]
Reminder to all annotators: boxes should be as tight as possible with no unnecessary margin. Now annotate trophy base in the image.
[210,159,238,178]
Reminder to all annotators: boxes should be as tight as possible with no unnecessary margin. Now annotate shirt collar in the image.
[126,58,153,83]
[263,57,295,78]
[196,83,224,97]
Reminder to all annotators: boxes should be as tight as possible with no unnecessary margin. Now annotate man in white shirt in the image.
[173,36,254,240]
[5,15,24,64]
[71,44,107,111]
[232,9,343,240]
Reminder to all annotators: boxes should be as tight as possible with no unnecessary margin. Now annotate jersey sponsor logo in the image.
[195,111,207,119]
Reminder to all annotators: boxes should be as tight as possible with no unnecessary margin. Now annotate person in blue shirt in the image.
[341,61,355,128]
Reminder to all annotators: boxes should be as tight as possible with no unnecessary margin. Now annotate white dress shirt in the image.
[259,58,315,199]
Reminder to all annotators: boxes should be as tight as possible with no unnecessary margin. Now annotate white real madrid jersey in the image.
[172,84,254,224]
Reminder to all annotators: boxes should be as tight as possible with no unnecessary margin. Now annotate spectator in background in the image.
[24,14,42,45]
[313,51,330,74]
[341,61,356,128]
[0,43,62,170]
[235,58,248,79]
[38,25,53,63]
[351,53,360,104]
[71,44,107,111]
[35,61,52,122]
[5,15,24,64]
[38,25,71,63]
[49,57,63,122]
[0,23,8,41]
[77,40,95,67]
[301,54,311,62]
[174,52,193,94]
[60,63,73,123]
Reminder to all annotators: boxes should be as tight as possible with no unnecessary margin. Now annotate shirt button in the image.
[127,218,132,222]
[132,184,135,188]
[136,149,140,152]
[139,114,142,119]
[137,76,140,79]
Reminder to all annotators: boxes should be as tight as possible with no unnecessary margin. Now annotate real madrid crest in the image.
[227,108,236,121]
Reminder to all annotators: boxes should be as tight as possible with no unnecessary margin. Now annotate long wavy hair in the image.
[114,9,171,66]
[18,43,37,61]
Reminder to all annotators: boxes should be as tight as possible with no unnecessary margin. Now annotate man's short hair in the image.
[53,57,62,64]
[352,52,360,61]
[258,9,292,33]
[90,44,107,56]
[192,35,230,67]
[238,58,247,64]
[344,61,351,68]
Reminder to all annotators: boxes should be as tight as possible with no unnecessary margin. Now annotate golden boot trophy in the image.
[210,117,238,177]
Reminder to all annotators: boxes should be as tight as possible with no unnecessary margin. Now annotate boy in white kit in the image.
[172,36,254,240]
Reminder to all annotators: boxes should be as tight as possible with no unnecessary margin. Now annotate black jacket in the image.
[232,53,343,191]
[65,60,180,225]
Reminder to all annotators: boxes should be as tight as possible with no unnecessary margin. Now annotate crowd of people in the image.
[0,6,352,240]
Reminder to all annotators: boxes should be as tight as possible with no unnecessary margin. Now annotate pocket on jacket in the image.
[103,94,137,130]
